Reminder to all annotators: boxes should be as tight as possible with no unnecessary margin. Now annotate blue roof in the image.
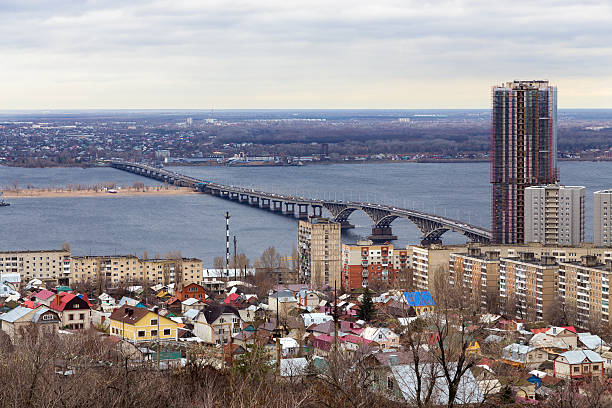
[403,291,435,307]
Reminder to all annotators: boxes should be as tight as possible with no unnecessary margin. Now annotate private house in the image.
[296,290,320,309]
[0,306,61,340]
[501,344,547,368]
[109,305,179,341]
[302,312,333,327]
[193,304,243,345]
[49,292,91,330]
[268,290,297,317]
[361,327,400,349]
[165,297,182,315]
[181,298,205,314]
[119,296,146,308]
[176,282,206,302]
[554,350,604,380]
[31,289,56,306]
[529,327,578,350]
[402,291,436,315]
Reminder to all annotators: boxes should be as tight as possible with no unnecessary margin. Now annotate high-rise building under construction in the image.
[491,80,558,244]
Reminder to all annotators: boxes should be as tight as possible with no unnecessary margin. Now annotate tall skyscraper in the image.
[594,189,612,247]
[524,185,585,245]
[298,217,341,287]
[491,80,558,244]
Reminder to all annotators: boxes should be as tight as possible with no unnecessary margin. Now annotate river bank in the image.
[0,186,197,198]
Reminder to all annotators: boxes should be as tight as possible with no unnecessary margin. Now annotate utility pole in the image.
[332,281,339,352]
[275,296,281,376]
[233,235,237,281]
[225,211,230,278]
[155,306,160,370]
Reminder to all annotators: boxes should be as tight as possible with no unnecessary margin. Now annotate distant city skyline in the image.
[1,0,611,109]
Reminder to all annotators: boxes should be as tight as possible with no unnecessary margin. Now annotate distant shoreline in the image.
[1,186,197,198]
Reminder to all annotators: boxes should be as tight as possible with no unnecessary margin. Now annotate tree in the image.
[259,247,281,271]
[357,289,375,321]
[61,242,70,252]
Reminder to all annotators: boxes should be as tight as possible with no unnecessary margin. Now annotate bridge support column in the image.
[339,221,355,230]
[239,194,248,202]
[272,201,282,212]
[250,196,259,206]
[283,202,295,216]
[261,198,270,209]
[230,192,239,200]
[297,204,309,219]
[367,226,397,242]
[221,190,230,198]
[311,205,322,217]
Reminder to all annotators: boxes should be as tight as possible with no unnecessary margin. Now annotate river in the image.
[1,161,610,265]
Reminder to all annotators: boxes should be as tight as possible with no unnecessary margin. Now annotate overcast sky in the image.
[2,0,611,109]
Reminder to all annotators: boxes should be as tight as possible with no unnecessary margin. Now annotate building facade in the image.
[594,189,612,247]
[499,253,557,321]
[341,240,407,290]
[70,255,203,286]
[449,247,500,312]
[298,217,341,287]
[491,80,558,244]
[524,185,585,245]
[0,249,71,286]
[557,256,611,330]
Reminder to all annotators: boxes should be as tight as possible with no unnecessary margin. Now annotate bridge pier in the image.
[272,200,282,212]
[230,192,239,200]
[239,194,248,203]
[297,204,309,219]
[261,198,270,209]
[339,221,355,230]
[367,226,398,242]
[221,190,230,199]
[311,205,322,217]
[283,202,295,216]
[250,196,260,206]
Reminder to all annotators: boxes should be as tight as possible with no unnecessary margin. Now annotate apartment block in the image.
[558,256,611,330]
[70,256,203,286]
[525,185,585,245]
[0,249,71,286]
[594,189,612,247]
[449,247,500,311]
[491,80,558,244]
[499,253,557,321]
[298,217,341,287]
[341,240,409,291]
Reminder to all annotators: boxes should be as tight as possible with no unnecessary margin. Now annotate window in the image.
[163,329,171,336]
[593,365,599,371]
[138,330,146,337]
[69,314,74,321]
[151,319,158,326]
[151,330,158,337]
[42,314,54,321]
[573,366,580,373]
[74,304,80,309]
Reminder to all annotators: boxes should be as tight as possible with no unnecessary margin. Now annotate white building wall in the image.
[594,190,612,247]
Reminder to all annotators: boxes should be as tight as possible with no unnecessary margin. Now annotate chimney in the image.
[552,327,557,334]
[581,255,598,267]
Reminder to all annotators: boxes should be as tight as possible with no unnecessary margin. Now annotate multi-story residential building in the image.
[298,217,341,287]
[491,80,558,244]
[449,247,500,311]
[70,255,203,286]
[411,244,476,292]
[499,253,558,321]
[525,185,585,245]
[557,256,611,330]
[594,189,612,247]
[341,240,408,290]
[0,249,71,286]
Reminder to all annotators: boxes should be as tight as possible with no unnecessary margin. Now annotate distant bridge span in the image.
[108,160,491,245]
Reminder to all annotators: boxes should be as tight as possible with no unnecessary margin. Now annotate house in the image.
[119,296,146,308]
[98,293,116,312]
[577,332,605,350]
[193,304,243,345]
[296,290,320,309]
[389,363,484,405]
[402,291,436,315]
[31,289,56,306]
[0,306,61,340]
[109,305,179,341]
[501,344,547,368]
[302,313,333,327]
[176,283,206,302]
[0,273,20,297]
[49,292,91,330]
[554,350,604,380]
[181,298,205,314]
[361,327,400,349]
[529,327,578,350]
[279,337,300,357]
[201,279,225,295]
[268,290,297,317]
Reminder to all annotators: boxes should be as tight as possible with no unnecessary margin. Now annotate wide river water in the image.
[1,161,611,266]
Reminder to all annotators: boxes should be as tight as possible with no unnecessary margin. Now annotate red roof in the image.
[22,300,39,309]
[49,292,91,312]
[224,293,239,304]
[34,289,55,300]
[562,326,577,333]
[531,328,549,334]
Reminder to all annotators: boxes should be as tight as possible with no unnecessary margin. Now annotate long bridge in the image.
[108,160,492,245]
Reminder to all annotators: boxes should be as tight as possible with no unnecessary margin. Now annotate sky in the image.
[1,0,611,109]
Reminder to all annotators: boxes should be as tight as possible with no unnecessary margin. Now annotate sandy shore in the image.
[1,186,198,198]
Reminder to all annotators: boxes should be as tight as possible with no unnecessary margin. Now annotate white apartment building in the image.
[594,190,612,247]
[524,185,585,246]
